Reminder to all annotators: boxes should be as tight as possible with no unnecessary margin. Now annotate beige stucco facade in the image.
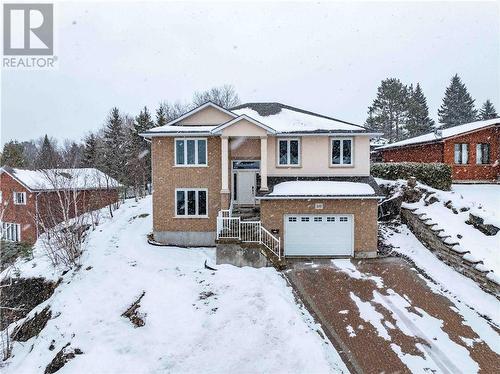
[178,106,234,125]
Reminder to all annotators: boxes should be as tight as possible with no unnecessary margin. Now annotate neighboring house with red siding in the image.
[0,167,119,244]
[375,118,500,182]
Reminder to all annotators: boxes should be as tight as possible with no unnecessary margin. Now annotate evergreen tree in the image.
[365,78,409,142]
[62,141,83,167]
[1,141,26,167]
[82,133,99,167]
[438,74,477,128]
[405,83,435,138]
[478,100,498,120]
[156,104,167,127]
[35,135,61,168]
[102,108,127,182]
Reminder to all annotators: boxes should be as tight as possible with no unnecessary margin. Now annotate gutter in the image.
[256,195,385,200]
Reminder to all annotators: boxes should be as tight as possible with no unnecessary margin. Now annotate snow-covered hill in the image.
[2,197,347,373]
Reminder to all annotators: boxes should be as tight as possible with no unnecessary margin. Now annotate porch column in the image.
[221,136,230,193]
[260,136,268,191]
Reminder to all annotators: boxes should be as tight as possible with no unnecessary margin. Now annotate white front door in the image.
[284,214,353,256]
[236,171,256,205]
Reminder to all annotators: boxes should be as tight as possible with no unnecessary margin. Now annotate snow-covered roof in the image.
[376,118,500,150]
[1,167,120,191]
[262,181,378,199]
[142,102,380,137]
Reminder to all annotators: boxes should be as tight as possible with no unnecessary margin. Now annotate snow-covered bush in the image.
[372,162,452,190]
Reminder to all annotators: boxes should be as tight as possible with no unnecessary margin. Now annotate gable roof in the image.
[376,118,500,150]
[210,115,277,134]
[1,167,120,192]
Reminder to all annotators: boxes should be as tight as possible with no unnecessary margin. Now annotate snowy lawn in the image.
[452,184,500,214]
[2,196,347,373]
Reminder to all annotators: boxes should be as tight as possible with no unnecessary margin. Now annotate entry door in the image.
[236,171,256,205]
[284,214,353,256]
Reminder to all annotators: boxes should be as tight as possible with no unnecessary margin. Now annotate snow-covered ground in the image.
[2,197,347,373]
[377,178,500,283]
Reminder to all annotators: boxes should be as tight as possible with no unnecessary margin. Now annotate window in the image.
[288,217,297,222]
[175,138,207,166]
[13,192,26,205]
[327,217,335,222]
[314,217,322,222]
[339,217,348,222]
[175,189,208,217]
[278,139,300,166]
[331,138,353,166]
[1,222,20,242]
[454,143,468,164]
[476,143,490,164]
[301,217,310,222]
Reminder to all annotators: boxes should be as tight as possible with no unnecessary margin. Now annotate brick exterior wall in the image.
[151,136,222,234]
[0,172,119,244]
[381,142,444,163]
[260,198,378,256]
[380,126,499,181]
[229,138,260,160]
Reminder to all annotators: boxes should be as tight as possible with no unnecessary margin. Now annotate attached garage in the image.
[284,214,353,257]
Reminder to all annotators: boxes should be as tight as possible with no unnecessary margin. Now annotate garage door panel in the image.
[284,214,353,256]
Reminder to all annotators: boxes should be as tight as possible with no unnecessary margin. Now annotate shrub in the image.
[371,162,452,190]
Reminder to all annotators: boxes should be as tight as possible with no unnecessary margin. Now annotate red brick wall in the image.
[380,126,499,181]
[443,126,499,181]
[381,143,444,163]
[1,172,119,244]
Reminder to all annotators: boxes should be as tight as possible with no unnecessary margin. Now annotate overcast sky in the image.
[2,1,499,146]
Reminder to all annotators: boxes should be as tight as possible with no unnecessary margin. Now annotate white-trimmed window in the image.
[13,192,26,205]
[331,138,353,166]
[175,189,208,217]
[454,143,468,164]
[175,138,207,166]
[278,138,300,166]
[1,222,21,242]
[476,143,490,164]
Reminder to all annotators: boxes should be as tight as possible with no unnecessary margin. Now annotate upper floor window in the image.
[476,143,490,164]
[278,139,300,166]
[13,192,26,205]
[175,138,207,166]
[454,143,468,164]
[175,189,208,217]
[331,138,353,166]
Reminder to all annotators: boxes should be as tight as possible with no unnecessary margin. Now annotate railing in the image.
[216,213,281,259]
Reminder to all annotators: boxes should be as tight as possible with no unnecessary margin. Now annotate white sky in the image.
[1,1,499,146]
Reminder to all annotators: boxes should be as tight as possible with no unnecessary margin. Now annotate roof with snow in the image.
[1,167,120,192]
[376,118,500,150]
[142,101,379,136]
[258,176,384,199]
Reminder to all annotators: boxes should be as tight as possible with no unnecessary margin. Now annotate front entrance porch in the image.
[232,160,260,206]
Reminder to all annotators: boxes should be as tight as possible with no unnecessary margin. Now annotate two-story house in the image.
[142,102,383,259]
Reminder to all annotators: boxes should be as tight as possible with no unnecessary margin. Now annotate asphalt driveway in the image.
[284,257,500,374]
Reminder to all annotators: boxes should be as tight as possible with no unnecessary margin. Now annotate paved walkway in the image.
[285,257,500,374]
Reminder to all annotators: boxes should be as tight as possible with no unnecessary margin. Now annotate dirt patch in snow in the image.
[12,305,52,342]
[121,291,146,327]
[44,343,83,374]
[0,277,58,330]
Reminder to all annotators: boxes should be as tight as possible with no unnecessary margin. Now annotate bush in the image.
[371,162,452,190]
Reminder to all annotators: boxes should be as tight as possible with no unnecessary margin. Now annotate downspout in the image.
[35,192,40,239]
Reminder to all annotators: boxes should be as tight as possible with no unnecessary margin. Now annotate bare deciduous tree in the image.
[192,84,240,109]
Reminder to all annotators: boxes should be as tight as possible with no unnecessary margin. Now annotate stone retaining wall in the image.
[401,207,500,296]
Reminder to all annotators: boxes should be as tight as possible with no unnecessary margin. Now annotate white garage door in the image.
[284,214,353,256]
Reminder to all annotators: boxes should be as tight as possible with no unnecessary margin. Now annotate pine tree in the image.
[82,133,99,167]
[438,74,477,128]
[62,141,83,167]
[156,104,167,127]
[35,135,61,168]
[478,100,498,120]
[1,141,26,167]
[405,83,435,138]
[102,108,127,182]
[365,78,409,142]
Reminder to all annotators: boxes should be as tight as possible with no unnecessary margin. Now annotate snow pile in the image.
[376,118,499,150]
[1,196,347,373]
[269,181,375,196]
[233,107,365,133]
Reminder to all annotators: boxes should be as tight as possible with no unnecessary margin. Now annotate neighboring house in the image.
[0,167,119,244]
[141,102,383,259]
[375,118,500,182]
